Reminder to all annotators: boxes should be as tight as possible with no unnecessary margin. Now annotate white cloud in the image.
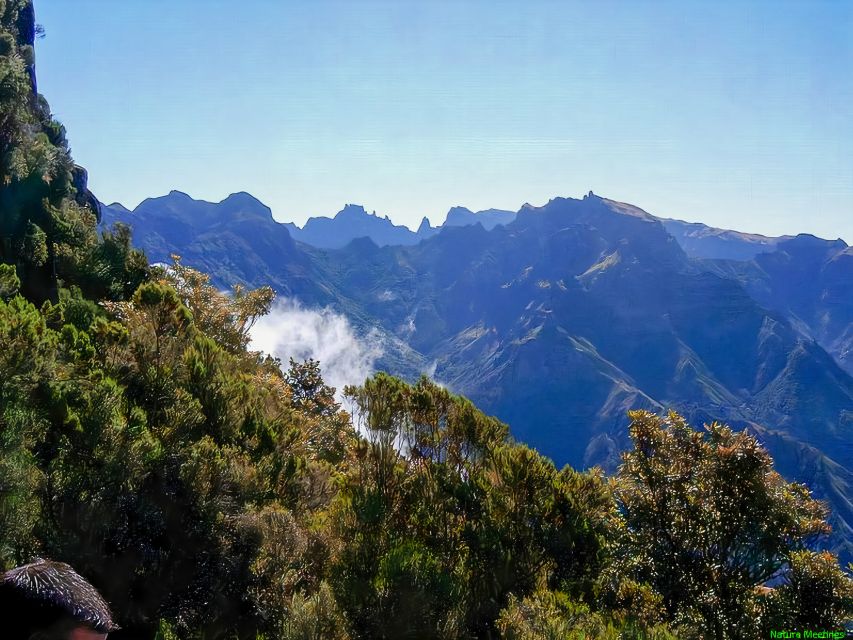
[423,359,438,379]
[399,314,416,338]
[249,298,382,399]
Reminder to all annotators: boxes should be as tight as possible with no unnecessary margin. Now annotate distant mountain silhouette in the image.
[658,218,791,260]
[284,204,424,248]
[103,189,853,560]
[442,206,517,230]
[104,192,521,251]
[279,203,517,247]
[101,192,319,299]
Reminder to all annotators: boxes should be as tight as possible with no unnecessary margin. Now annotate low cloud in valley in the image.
[249,298,382,399]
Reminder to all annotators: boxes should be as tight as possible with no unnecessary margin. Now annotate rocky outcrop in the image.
[72,165,101,222]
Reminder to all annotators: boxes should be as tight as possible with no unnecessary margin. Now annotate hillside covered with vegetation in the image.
[1,1,852,638]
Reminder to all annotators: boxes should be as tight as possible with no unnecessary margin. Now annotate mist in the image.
[249,298,382,399]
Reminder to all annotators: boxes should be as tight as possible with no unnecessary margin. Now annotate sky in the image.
[35,0,852,241]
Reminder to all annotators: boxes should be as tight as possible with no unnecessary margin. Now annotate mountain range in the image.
[102,190,853,560]
[278,202,516,248]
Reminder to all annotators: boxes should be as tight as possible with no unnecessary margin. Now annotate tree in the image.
[285,357,353,465]
[0,293,52,567]
[333,374,618,639]
[616,410,839,639]
[0,0,106,302]
[161,254,273,355]
[497,590,678,640]
[760,550,853,631]
[36,276,326,638]
[0,264,20,299]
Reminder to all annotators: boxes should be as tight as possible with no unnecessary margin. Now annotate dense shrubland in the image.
[3,261,851,639]
[2,1,852,638]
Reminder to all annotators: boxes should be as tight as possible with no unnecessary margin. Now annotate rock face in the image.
[105,190,853,560]
[71,165,100,221]
[416,216,437,238]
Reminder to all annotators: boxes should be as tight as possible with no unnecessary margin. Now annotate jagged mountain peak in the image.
[525,194,656,222]
[514,195,666,238]
[336,203,371,218]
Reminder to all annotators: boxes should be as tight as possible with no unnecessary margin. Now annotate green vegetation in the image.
[0,0,147,304]
[2,1,852,638]
[3,259,850,638]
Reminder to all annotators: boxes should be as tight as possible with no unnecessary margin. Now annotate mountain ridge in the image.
[101,190,851,376]
[102,189,853,561]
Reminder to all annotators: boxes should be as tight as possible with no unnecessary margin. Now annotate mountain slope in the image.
[659,218,789,260]
[701,235,853,375]
[101,194,430,380]
[103,192,325,300]
[324,195,852,459]
[106,189,853,559]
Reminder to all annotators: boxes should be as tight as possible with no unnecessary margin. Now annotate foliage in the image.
[497,590,678,640]
[159,254,273,355]
[329,374,623,639]
[0,256,349,637]
[279,581,350,640]
[615,410,847,639]
[760,550,853,631]
[3,271,848,639]
[0,263,20,299]
[0,0,146,302]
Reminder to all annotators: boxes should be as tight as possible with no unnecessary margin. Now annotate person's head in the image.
[0,559,118,640]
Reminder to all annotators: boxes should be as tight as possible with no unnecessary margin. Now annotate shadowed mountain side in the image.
[748,424,853,561]
[102,192,321,300]
[101,196,429,380]
[104,191,523,251]
[319,195,853,559]
[650,218,852,375]
[702,236,853,375]
[320,194,851,446]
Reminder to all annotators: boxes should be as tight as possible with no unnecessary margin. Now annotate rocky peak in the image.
[336,204,370,219]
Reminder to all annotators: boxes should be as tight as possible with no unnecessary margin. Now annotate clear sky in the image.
[36,0,852,241]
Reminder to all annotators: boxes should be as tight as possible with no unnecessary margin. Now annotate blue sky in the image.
[36,0,852,240]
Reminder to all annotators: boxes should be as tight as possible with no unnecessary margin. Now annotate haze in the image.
[37,0,852,241]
